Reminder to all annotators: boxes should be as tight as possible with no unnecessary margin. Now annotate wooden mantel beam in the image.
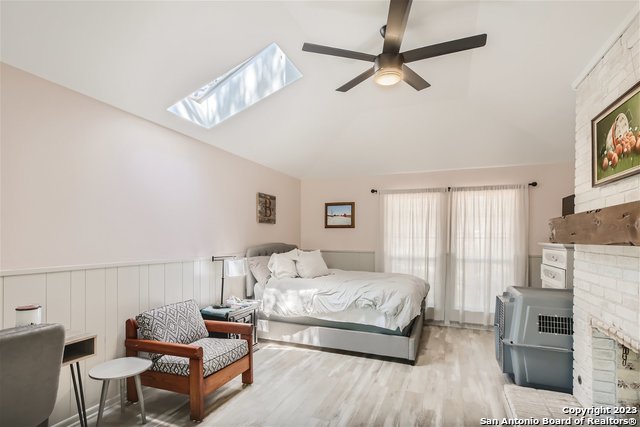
[549,200,640,246]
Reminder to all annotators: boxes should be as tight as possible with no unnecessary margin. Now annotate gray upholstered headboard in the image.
[245,242,298,298]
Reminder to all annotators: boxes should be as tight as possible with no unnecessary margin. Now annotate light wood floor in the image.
[94,325,507,426]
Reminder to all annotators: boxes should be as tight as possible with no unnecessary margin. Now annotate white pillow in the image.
[247,256,271,284]
[283,248,300,260]
[268,252,298,279]
[296,250,330,279]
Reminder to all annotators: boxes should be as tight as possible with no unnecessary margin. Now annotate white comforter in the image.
[260,269,429,331]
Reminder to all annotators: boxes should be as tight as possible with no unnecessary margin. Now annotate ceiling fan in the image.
[302,0,487,92]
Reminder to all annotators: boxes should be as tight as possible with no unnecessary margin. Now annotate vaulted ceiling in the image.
[2,1,638,178]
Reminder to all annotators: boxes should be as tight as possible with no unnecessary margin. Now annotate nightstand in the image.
[200,302,259,345]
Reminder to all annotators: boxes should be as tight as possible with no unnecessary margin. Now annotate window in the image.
[168,42,302,129]
[381,185,528,325]
[449,187,529,324]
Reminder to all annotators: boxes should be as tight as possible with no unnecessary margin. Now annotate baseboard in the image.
[52,395,120,427]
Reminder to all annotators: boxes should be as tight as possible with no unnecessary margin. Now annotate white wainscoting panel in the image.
[148,264,165,309]
[164,262,183,305]
[139,265,149,312]
[84,268,107,407]
[193,262,201,304]
[70,271,86,331]
[46,272,73,423]
[46,272,72,327]
[319,250,375,272]
[528,256,543,288]
[0,277,3,332]
[183,261,194,301]
[105,268,118,366]
[0,258,217,426]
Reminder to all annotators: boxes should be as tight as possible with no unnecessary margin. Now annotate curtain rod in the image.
[370,181,537,194]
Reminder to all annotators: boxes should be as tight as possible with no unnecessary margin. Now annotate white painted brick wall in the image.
[572,14,640,408]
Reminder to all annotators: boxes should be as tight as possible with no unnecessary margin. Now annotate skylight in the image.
[168,42,302,129]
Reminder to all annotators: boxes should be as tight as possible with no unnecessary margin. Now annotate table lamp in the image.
[212,256,247,308]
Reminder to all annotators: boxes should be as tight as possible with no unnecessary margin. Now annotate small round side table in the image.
[89,357,152,426]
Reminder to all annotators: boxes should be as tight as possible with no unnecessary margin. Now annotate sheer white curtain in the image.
[379,185,529,326]
[380,190,448,321]
[448,185,529,325]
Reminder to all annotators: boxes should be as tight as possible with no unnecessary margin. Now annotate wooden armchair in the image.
[125,317,253,421]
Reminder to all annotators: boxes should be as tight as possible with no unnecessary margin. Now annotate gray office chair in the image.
[0,323,65,427]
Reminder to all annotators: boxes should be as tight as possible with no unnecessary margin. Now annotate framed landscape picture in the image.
[592,81,640,187]
[325,202,355,228]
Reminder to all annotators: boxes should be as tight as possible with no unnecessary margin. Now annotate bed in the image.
[245,243,429,363]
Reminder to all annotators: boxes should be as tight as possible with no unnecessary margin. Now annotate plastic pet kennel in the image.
[494,286,574,393]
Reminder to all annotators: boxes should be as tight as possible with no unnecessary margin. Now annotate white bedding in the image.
[258,269,429,331]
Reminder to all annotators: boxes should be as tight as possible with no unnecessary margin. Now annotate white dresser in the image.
[539,243,574,289]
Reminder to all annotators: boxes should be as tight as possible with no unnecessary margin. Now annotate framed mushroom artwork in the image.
[592,81,640,187]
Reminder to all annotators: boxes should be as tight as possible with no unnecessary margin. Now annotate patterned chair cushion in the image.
[136,300,208,360]
[151,338,248,377]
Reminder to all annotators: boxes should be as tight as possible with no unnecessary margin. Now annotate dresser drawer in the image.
[542,248,569,269]
[540,264,566,288]
[542,279,563,289]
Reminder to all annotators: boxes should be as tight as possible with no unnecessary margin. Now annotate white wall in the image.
[571,14,640,407]
[0,63,300,425]
[0,64,300,271]
[301,163,574,257]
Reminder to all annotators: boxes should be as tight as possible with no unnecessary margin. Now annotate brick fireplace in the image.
[572,12,640,409]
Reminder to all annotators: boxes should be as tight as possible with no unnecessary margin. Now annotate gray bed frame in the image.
[245,243,424,363]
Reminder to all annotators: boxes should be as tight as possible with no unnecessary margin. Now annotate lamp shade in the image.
[224,258,247,277]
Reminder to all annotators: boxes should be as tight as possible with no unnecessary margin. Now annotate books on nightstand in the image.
[200,306,234,319]
[200,299,260,320]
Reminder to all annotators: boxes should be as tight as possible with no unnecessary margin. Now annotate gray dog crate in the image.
[495,286,574,393]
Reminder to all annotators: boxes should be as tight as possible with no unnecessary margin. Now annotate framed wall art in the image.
[325,202,355,228]
[257,192,276,224]
[592,81,640,187]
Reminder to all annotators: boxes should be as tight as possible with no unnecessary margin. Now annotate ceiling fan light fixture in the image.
[302,0,487,92]
[374,67,403,86]
[373,53,403,86]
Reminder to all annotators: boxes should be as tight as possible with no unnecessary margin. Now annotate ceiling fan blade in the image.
[402,34,487,63]
[302,43,376,62]
[336,67,376,92]
[383,0,413,54]
[401,64,430,91]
